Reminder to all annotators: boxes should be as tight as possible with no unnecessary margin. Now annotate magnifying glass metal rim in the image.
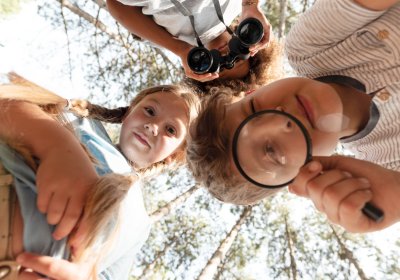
[232,109,313,189]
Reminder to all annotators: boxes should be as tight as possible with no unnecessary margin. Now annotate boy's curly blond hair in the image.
[186,88,281,205]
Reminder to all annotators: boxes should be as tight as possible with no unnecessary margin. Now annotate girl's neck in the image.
[329,82,372,138]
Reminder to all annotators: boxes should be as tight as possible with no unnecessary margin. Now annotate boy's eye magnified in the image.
[232,109,312,189]
[264,142,282,166]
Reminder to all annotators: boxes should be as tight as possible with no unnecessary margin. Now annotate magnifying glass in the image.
[232,109,384,222]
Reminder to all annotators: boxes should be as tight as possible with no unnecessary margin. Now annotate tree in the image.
[197,206,253,280]
[149,184,201,223]
[37,0,183,106]
[330,225,369,280]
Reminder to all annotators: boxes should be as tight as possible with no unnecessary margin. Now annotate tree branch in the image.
[58,0,178,70]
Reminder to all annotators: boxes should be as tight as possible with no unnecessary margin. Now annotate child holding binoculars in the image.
[186,0,400,234]
[107,0,283,93]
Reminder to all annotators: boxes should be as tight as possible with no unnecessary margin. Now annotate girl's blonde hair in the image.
[0,72,199,277]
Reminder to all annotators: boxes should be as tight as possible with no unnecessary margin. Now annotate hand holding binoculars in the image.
[187,17,264,74]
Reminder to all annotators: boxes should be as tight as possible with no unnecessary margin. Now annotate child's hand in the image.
[36,145,98,240]
[240,3,272,56]
[17,252,92,280]
[288,156,400,233]
[177,45,220,82]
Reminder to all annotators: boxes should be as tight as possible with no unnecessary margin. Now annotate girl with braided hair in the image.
[0,73,199,280]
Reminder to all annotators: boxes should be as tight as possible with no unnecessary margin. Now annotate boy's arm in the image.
[106,0,219,82]
[0,100,98,240]
[353,0,399,10]
[288,156,400,233]
[285,0,387,59]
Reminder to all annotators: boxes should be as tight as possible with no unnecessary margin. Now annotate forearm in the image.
[0,100,86,161]
[353,0,399,10]
[285,0,386,60]
[106,0,190,55]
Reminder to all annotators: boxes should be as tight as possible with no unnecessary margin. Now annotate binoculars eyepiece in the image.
[187,17,264,75]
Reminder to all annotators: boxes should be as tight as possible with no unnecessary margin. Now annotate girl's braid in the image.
[69,99,129,123]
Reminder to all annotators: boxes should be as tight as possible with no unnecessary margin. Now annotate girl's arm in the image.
[0,100,98,240]
[16,253,91,280]
[106,0,219,82]
[106,0,188,56]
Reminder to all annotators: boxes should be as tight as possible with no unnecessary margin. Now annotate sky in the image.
[0,1,89,99]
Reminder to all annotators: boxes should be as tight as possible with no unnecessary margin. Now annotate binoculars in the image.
[187,17,264,74]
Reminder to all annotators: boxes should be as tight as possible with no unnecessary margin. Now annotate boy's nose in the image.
[144,123,159,136]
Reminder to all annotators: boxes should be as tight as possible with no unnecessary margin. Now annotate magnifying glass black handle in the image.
[362,202,384,222]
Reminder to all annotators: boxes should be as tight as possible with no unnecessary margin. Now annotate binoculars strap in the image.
[211,0,234,35]
[170,0,203,47]
[170,0,234,47]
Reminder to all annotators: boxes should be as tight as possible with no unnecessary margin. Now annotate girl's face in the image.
[225,77,345,159]
[119,92,189,168]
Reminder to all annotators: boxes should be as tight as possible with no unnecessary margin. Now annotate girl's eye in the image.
[144,107,155,116]
[166,125,177,136]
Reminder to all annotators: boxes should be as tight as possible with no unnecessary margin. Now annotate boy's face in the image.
[224,77,344,183]
[119,92,189,168]
[206,30,250,80]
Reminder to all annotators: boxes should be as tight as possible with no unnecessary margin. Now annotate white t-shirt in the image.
[116,0,241,46]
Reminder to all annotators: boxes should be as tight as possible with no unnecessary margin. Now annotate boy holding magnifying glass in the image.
[187,0,400,233]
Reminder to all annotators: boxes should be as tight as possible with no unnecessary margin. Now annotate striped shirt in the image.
[285,0,400,170]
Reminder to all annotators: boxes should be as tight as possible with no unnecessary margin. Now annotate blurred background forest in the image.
[1,0,400,279]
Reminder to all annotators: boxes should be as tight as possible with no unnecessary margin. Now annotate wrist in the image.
[242,0,259,7]
[174,41,193,59]
[241,0,261,17]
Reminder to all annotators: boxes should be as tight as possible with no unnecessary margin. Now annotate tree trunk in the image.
[149,184,201,222]
[138,237,177,279]
[284,214,297,280]
[196,206,253,280]
[330,225,369,280]
[278,0,288,38]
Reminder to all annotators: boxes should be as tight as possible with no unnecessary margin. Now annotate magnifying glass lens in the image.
[233,111,311,188]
